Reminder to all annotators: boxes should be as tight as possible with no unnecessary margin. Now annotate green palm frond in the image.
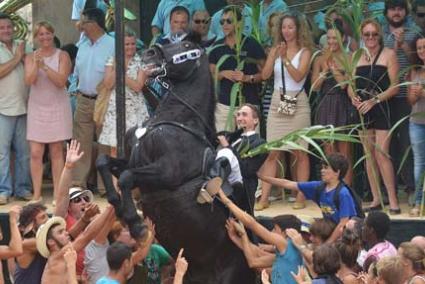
[242,125,361,160]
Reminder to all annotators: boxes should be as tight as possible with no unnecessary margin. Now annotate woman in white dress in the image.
[99,28,149,157]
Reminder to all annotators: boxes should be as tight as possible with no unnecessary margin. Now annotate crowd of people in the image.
[0,0,423,283]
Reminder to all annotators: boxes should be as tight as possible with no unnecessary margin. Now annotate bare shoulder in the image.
[59,50,70,60]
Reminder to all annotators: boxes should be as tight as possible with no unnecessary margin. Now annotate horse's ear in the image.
[184,30,202,44]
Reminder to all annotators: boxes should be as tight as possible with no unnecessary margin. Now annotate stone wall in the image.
[32,0,80,45]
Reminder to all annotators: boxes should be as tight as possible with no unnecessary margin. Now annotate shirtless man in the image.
[36,205,113,284]
[15,140,98,284]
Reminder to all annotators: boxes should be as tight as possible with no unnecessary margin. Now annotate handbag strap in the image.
[280,57,303,100]
[365,46,384,91]
[280,59,286,101]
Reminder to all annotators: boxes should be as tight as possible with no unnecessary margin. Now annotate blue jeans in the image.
[0,114,31,197]
[409,122,425,205]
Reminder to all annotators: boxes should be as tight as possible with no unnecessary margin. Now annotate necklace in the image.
[365,49,380,62]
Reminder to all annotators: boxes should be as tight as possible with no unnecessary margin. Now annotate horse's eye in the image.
[146,49,156,56]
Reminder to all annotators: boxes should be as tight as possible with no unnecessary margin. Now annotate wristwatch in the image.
[42,65,48,72]
[373,96,381,104]
[284,59,290,67]
[250,75,255,83]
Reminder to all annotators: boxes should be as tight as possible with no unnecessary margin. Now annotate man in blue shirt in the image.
[73,8,115,194]
[210,0,253,40]
[96,242,133,284]
[259,153,358,243]
[259,0,288,45]
[156,5,190,45]
[151,0,206,38]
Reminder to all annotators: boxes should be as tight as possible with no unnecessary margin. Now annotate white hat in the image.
[36,216,66,258]
[68,187,94,203]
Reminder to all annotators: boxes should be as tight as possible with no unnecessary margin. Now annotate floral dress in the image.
[98,54,150,147]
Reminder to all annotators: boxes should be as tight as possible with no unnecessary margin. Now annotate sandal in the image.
[254,202,269,211]
[292,202,306,210]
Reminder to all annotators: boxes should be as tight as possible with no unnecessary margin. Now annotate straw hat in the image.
[36,216,66,258]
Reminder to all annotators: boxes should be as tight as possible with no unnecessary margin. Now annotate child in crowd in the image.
[258,153,361,243]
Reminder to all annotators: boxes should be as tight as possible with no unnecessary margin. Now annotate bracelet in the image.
[65,162,75,169]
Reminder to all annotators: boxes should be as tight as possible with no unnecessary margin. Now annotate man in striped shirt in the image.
[382,0,419,196]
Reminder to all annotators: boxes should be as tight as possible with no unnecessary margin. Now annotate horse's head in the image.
[141,36,203,81]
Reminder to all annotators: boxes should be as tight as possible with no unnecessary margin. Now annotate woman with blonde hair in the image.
[312,19,356,185]
[398,242,425,284]
[348,19,400,214]
[257,11,313,210]
[25,21,72,204]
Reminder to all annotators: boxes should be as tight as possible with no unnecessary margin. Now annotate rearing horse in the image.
[96,36,256,284]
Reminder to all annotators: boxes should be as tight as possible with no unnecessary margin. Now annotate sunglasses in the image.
[194,18,210,25]
[362,32,379,38]
[71,195,90,203]
[220,18,233,25]
[417,12,425,18]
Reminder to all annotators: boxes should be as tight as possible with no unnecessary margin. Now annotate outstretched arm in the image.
[257,173,299,192]
[54,140,84,218]
[228,219,275,269]
[218,190,287,253]
[73,206,114,252]
[0,206,23,259]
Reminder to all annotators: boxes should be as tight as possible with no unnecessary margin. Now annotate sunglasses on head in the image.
[363,32,379,38]
[220,18,233,25]
[417,12,425,18]
[71,195,90,203]
[194,18,210,24]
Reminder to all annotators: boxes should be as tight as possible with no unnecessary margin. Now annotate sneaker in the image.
[0,195,8,205]
[16,192,33,201]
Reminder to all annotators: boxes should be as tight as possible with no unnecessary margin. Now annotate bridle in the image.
[144,47,216,141]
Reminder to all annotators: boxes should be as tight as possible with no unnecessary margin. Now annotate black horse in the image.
[96,36,256,284]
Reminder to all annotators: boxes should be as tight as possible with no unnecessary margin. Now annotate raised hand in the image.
[144,217,156,239]
[63,246,77,265]
[261,269,271,284]
[82,203,100,222]
[15,41,25,62]
[291,266,309,284]
[175,248,188,277]
[286,228,304,248]
[9,205,22,222]
[66,140,84,166]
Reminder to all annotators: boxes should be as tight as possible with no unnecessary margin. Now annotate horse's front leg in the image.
[96,154,128,218]
[118,169,148,241]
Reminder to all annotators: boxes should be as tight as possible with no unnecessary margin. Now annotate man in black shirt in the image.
[209,6,266,132]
